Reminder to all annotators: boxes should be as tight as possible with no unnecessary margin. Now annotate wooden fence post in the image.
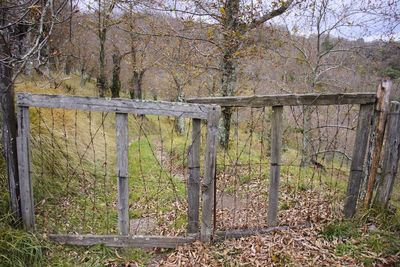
[1,84,21,221]
[16,106,35,231]
[267,106,283,226]
[115,113,129,235]
[187,119,201,234]
[375,101,400,207]
[364,79,392,206]
[201,107,220,242]
[344,104,374,218]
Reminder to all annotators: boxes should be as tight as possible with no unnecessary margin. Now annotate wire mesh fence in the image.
[28,104,362,235]
[29,106,207,237]
[215,104,359,231]
[20,92,400,246]
[31,108,117,235]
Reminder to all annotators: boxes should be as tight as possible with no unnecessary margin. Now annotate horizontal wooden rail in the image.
[187,93,376,107]
[17,93,219,119]
[49,234,196,248]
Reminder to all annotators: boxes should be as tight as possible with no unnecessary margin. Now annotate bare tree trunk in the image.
[64,55,72,75]
[218,0,240,150]
[128,32,145,101]
[175,85,185,135]
[219,47,238,149]
[97,28,107,97]
[130,70,144,100]
[80,65,86,87]
[0,41,21,221]
[111,51,121,98]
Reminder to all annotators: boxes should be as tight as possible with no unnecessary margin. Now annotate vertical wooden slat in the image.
[267,106,283,227]
[201,108,220,242]
[115,113,129,235]
[344,104,374,218]
[187,119,201,234]
[1,65,21,220]
[375,101,400,207]
[17,106,34,231]
[365,79,392,206]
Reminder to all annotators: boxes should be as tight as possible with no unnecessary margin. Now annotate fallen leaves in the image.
[150,188,399,266]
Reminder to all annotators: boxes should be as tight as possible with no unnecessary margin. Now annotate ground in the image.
[151,190,400,266]
[0,74,399,266]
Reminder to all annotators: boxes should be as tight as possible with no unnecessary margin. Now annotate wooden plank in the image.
[364,79,392,206]
[16,106,35,231]
[1,62,21,220]
[343,104,374,218]
[375,101,400,207]
[115,113,129,235]
[17,93,215,119]
[201,108,220,242]
[48,234,196,248]
[1,89,21,220]
[187,93,376,107]
[267,106,283,227]
[187,119,201,234]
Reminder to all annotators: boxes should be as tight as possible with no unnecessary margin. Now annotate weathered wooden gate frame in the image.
[16,93,220,247]
[188,92,378,238]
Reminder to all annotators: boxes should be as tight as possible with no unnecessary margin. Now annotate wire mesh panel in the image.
[215,104,359,231]
[30,108,117,235]
[216,107,269,230]
[17,93,220,246]
[125,115,205,236]
[279,105,358,226]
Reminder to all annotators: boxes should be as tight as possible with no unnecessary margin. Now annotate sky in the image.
[272,0,399,41]
[78,0,400,41]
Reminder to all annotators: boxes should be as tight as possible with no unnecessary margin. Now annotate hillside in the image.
[1,74,399,266]
[1,1,400,265]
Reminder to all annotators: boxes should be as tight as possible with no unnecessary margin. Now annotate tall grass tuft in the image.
[0,222,47,267]
[1,143,46,267]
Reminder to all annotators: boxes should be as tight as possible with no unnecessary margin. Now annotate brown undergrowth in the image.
[150,189,399,266]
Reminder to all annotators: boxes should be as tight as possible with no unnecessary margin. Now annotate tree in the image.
[117,3,156,100]
[275,0,371,165]
[110,47,122,97]
[72,14,98,87]
[125,13,150,100]
[88,0,118,97]
[0,0,72,222]
[157,0,294,148]
[359,0,400,40]
[159,37,204,134]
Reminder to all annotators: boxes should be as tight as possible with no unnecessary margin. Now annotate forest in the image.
[1,0,400,266]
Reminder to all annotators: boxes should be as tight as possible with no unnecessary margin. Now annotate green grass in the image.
[0,220,46,267]
[335,242,357,257]
[321,220,359,241]
[1,127,47,267]
[128,137,186,217]
[322,218,400,265]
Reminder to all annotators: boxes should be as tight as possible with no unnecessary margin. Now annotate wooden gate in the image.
[16,93,220,247]
[188,92,379,239]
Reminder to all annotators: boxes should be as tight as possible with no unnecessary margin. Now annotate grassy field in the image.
[0,73,399,266]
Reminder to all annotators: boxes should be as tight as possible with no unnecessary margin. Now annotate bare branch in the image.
[248,0,294,30]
